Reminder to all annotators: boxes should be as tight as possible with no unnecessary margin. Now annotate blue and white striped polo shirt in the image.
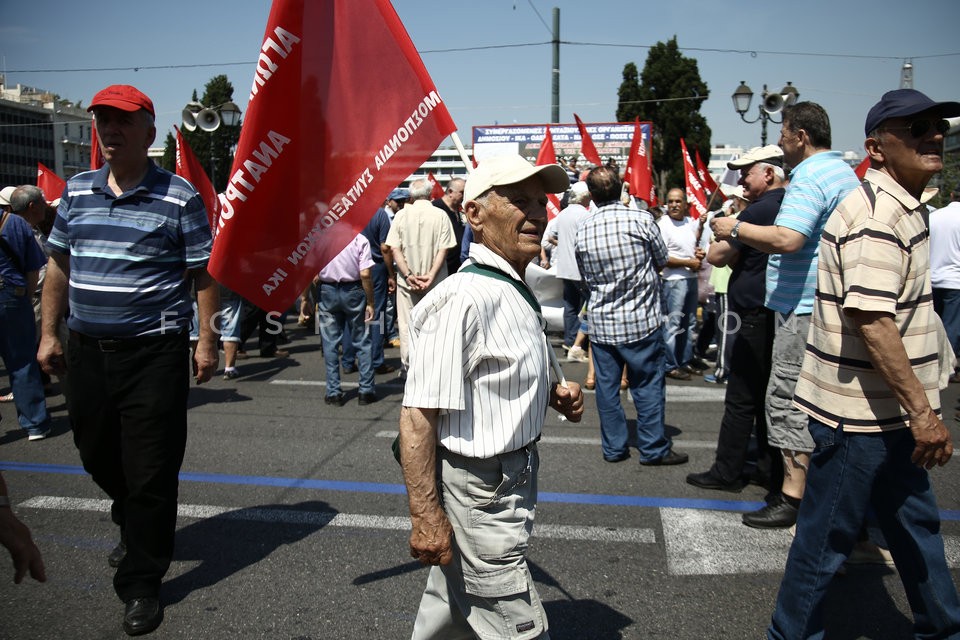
[764,150,858,315]
[46,163,212,337]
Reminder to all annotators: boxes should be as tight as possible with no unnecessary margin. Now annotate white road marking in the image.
[270,379,728,402]
[18,496,655,545]
[373,430,719,450]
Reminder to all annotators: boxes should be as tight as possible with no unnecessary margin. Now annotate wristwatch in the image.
[730,221,743,239]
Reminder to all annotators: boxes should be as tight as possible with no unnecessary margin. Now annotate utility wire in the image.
[7,42,958,74]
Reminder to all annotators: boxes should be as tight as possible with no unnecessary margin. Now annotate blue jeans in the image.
[0,291,50,435]
[768,418,960,640]
[344,262,388,368]
[592,332,671,462]
[661,277,698,371]
[318,282,374,397]
[561,278,586,348]
[933,287,960,360]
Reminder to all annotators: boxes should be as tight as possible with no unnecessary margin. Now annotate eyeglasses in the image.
[881,118,950,139]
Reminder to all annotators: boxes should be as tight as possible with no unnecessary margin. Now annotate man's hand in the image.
[0,508,46,584]
[550,381,585,422]
[711,215,737,241]
[364,304,375,324]
[909,408,954,469]
[37,335,66,376]
[409,508,454,566]
[193,339,219,384]
[387,276,397,295]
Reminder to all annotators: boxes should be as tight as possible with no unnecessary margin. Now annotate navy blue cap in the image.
[388,188,409,201]
[865,89,960,136]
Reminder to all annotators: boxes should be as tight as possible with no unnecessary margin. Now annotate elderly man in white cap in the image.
[0,186,16,213]
[398,153,584,640]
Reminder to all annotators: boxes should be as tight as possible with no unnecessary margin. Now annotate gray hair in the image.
[755,162,785,181]
[10,185,45,212]
[407,179,432,201]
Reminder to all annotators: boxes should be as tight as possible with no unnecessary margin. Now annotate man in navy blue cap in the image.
[767,88,960,639]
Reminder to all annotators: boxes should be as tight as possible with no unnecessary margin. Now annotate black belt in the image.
[70,330,185,353]
[319,280,361,287]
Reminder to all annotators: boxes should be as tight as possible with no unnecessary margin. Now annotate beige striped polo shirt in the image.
[793,169,940,432]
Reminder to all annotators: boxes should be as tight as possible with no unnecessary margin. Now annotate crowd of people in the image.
[1,82,960,639]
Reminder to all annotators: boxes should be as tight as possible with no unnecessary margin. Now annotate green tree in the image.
[160,132,176,172]
[161,76,242,193]
[617,37,711,198]
[616,62,642,123]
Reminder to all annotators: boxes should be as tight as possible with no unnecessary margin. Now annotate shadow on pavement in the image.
[532,560,633,640]
[164,500,336,605]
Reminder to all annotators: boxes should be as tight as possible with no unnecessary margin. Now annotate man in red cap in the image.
[38,84,219,636]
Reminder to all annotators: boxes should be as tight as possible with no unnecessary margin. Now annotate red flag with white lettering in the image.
[427,172,444,200]
[208,0,456,310]
[623,118,657,207]
[175,127,220,233]
[694,148,718,195]
[36,163,67,202]
[573,114,603,167]
[854,156,870,179]
[535,126,562,219]
[681,138,708,220]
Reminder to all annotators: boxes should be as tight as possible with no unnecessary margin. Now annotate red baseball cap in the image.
[87,85,155,118]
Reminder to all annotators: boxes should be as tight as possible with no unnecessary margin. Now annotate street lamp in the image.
[731,81,799,146]
[182,101,242,187]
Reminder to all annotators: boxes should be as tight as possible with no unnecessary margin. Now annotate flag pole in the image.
[450,131,473,174]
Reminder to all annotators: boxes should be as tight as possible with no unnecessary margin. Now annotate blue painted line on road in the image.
[5,460,960,521]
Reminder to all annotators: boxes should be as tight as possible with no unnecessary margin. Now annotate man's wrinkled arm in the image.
[851,309,953,468]
[192,268,220,384]
[399,406,453,565]
[37,253,69,375]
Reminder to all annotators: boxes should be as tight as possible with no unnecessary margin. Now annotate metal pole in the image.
[209,133,216,188]
[760,110,768,146]
[551,7,560,123]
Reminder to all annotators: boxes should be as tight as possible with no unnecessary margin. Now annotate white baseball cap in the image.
[0,186,15,207]
[464,154,570,202]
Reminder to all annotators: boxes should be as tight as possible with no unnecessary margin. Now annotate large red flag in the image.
[694,148,718,194]
[36,163,66,202]
[623,118,657,207]
[175,126,220,233]
[573,114,603,167]
[208,0,456,310]
[535,126,562,219]
[680,138,708,219]
[854,156,870,179]
[427,171,445,200]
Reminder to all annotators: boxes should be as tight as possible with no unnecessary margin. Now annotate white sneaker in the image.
[567,346,589,362]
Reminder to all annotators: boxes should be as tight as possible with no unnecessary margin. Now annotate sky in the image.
[2,0,958,160]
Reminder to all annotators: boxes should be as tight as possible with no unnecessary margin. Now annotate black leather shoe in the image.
[324,393,345,406]
[604,451,630,463]
[686,470,744,492]
[639,449,689,466]
[358,392,377,406]
[665,369,692,381]
[742,494,799,529]
[374,363,396,374]
[123,598,162,636]
[108,539,127,568]
[686,358,709,372]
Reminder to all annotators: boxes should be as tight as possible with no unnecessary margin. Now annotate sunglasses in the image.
[881,117,950,139]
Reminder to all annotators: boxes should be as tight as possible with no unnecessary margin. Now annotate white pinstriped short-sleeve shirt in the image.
[402,243,551,459]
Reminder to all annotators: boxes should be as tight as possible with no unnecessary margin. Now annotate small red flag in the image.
[175,126,220,234]
[535,126,562,219]
[681,138,708,220]
[90,120,104,170]
[573,114,603,167]
[208,0,457,311]
[854,156,870,179]
[427,172,445,200]
[623,118,657,207]
[694,148,718,195]
[36,162,67,202]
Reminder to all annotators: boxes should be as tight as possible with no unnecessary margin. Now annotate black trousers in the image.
[710,308,780,487]
[238,298,280,356]
[66,331,190,601]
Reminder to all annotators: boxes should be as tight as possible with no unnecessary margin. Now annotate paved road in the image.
[2,323,959,639]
